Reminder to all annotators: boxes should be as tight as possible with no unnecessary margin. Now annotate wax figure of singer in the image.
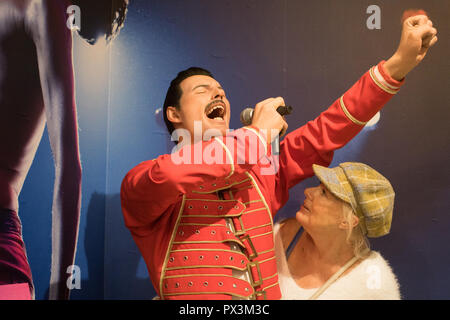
[0,0,128,299]
[121,14,437,300]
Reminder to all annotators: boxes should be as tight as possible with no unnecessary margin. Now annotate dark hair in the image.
[163,67,214,136]
[73,0,129,45]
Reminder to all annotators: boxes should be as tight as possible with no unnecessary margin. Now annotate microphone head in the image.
[240,108,254,126]
[276,105,293,116]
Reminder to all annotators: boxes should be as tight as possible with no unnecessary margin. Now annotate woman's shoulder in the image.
[363,251,397,273]
[354,250,402,299]
[325,251,401,300]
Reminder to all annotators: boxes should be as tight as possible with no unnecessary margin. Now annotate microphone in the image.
[240,105,293,126]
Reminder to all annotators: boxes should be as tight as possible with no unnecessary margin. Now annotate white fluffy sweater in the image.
[273,223,401,300]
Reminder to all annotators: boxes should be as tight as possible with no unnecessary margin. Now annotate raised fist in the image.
[384,13,438,80]
[398,14,437,65]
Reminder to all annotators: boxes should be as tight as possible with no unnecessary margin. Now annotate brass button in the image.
[212,183,217,187]
[241,259,245,264]
[234,205,239,209]
[195,230,200,234]
[203,281,208,287]
[199,186,204,189]
[204,205,208,209]
[175,282,180,288]
[211,230,216,235]
[188,281,193,287]
[218,205,223,210]
[188,205,193,209]
[183,256,188,261]
[218,282,223,287]
[179,231,184,236]
[229,256,234,261]
[215,255,219,260]
[245,287,249,292]
[232,283,237,288]
[169,257,174,263]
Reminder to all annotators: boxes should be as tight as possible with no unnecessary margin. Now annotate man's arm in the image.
[269,13,437,214]
[27,0,81,300]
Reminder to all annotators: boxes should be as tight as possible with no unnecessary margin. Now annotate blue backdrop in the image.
[20,0,449,299]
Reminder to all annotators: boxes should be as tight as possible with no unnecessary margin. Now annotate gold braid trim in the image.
[339,96,367,126]
[159,194,186,299]
[369,67,398,95]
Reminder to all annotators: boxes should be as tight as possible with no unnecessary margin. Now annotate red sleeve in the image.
[269,61,405,214]
[120,127,267,228]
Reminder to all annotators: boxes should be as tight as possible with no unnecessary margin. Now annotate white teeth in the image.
[206,105,224,115]
[213,117,223,121]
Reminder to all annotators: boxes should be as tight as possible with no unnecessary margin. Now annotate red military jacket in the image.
[120,61,403,300]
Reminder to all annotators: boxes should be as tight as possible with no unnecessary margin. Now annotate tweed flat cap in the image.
[312,162,395,238]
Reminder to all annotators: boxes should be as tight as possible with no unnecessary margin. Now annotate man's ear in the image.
[166,106,182,124]
[339,215,359,230]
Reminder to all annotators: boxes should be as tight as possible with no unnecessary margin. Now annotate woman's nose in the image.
[304,187,313,199]
[305,186,320,199]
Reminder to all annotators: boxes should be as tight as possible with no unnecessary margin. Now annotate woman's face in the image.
[296,183,345,233]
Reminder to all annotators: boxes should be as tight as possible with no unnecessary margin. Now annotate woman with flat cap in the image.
[274,162,401,300]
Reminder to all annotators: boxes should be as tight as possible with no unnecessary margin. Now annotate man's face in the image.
[175,75,230,141]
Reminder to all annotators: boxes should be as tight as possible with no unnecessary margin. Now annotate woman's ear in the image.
[166,106,182,124]
[339,215,359,230]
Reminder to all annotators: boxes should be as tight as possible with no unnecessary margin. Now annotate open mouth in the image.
[205,101,226,121]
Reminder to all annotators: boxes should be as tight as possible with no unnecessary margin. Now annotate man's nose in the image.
[213,89,224,100]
